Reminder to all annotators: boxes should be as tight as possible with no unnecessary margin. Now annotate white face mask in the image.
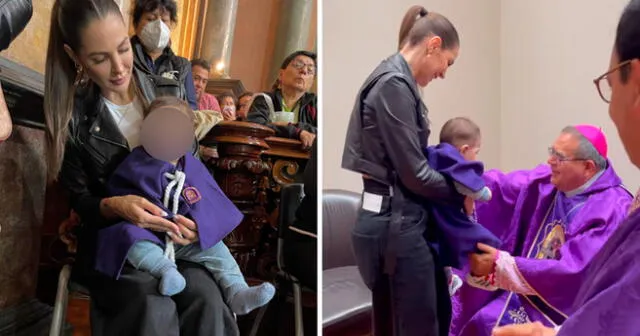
[139,19,171,52]
[223,105,236,113]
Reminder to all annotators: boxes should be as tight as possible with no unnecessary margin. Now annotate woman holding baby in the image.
[42,0,240,335]
[342,5,464,336]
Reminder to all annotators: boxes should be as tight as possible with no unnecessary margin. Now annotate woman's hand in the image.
[168,215,199,245]
[469,243,499,276]
[299,130,315,148]
[492,322,557,336]
[101,196,180,235]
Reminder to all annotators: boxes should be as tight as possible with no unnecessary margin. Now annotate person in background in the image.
[492,1,640,335]
[130,0,197,109]
[217,92,237,121]
[191,58,221,112]
[247,50,317,148]
[237,91,253,121]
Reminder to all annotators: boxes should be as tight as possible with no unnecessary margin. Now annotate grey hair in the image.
[561,126,607,171]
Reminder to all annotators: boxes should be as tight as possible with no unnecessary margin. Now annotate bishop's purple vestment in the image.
[556,204,640,335]
[450,162,632,336]
[424,143,502,269]
[94,147,244,279]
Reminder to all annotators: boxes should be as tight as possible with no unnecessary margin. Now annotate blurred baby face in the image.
[140,106,194,162]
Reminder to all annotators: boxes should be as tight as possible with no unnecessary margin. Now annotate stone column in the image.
[265,0,314,89]
[194,0,239,78]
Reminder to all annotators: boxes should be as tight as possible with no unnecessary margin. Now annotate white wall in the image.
[322,0,502,192]
[323,0,640,192]
[500,0,637,188]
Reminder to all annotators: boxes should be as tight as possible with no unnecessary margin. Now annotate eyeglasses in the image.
[290,60,316,75]
[593,59,632,104]
[547,147,587,163]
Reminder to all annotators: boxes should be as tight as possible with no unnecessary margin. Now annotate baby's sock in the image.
[129,247,186,296]
[157,265,186,296]
[227,282,276,315]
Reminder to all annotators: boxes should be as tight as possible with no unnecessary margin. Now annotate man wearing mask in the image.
[190,58,221,112]
[131,0,198,109]
[0,0,33,143]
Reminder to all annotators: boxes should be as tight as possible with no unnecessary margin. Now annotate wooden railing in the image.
[201,121,310,282]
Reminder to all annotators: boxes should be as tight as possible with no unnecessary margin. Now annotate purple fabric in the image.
[424,143,502,269]
[450,162,632,336]
[557,209,640,335]
[425,143,486,192]
[94,147,243,279]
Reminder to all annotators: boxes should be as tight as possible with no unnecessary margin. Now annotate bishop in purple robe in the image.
[450,125,632,336]
[491,3,640,335]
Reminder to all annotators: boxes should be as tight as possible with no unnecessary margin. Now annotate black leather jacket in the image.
[342,53,456,202]
[0,0,32,52]
[59,69,197,263]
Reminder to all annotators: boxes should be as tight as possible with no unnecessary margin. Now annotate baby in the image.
[95,96,275,315]
[423,117,501,296]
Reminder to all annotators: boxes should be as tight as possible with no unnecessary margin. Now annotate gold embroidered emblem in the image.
[535,220,565,260]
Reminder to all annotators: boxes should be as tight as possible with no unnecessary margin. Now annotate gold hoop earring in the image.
[74,63,89,87]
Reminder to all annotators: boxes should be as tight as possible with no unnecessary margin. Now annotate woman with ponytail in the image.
[341,5,460,336]
[43,1,237,335]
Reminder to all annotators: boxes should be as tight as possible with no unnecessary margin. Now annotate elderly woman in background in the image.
[247,50,317,148]
[130,0,197,109]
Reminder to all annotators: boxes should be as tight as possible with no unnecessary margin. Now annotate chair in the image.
[49,265,89,336]
[274,183,307,336]
[322,189,372,335]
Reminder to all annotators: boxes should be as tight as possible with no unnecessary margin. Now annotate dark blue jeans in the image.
[351,196,451,336]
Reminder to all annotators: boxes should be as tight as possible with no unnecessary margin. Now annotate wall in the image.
[1,0,133,74]
[500,0,637,188]
[1,1,55,73]
[322,0,502,191]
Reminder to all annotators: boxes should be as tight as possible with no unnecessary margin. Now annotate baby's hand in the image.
[464,197,475,215]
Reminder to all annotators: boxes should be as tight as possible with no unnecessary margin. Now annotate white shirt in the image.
[102,96,144,149]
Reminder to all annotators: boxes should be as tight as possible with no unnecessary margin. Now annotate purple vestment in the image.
[424,143,502,269]
[94,147,244,279]
[556,208,640,335]
[450,162,632,336]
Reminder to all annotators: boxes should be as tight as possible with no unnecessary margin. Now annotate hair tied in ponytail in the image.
[417,8,428,20]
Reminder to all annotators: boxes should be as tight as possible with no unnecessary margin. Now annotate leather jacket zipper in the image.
[91,134,129,150]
